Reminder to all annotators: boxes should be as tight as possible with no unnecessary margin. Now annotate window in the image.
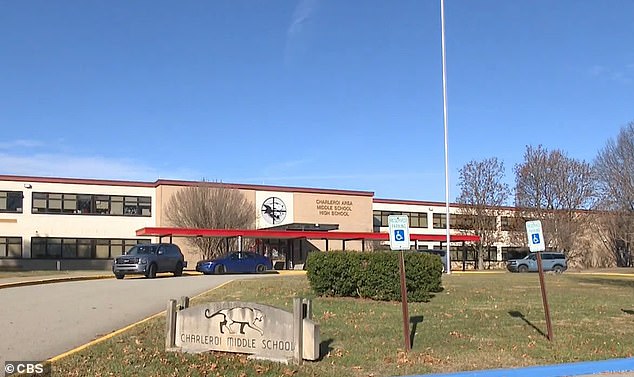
[483,246,499,261]
[453,214,475,230]
[31,192,152,216]
[0,191,23,213]
[502,247,528,261]
[433,213,446,229]
[0,237,22,258]
[372,211,429,229]
[30,237,150,259]
[501,216,525,231]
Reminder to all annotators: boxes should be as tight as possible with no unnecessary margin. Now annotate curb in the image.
[0,271,203,290]
[0,274,114,289]
[407,357,634,377]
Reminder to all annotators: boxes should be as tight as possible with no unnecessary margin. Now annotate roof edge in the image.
[0,174,375,196]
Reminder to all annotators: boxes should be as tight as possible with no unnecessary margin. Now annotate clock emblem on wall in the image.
[261,197,287,225]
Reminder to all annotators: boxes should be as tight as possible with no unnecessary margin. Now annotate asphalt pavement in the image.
[0,273,262,367]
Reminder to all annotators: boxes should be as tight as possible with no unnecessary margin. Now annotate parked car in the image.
[196,251,273,274]
[417,249,448,273]
[506,252,567,273]
[112,243,186,279]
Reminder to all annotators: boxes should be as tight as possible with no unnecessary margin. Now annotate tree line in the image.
[457,122,634,268]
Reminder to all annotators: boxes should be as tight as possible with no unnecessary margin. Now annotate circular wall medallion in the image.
[261,197,287,225]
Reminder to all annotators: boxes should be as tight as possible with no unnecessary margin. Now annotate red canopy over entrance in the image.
[136,227,480,270]
[136,227,480,243]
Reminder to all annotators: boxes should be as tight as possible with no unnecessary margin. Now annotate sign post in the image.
[525,220,553,341]
[388,215,411,352]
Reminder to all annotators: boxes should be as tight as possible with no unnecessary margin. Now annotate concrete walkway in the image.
[0,270,114,288]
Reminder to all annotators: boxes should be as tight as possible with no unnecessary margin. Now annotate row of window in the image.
[373,210,527,232]
[0,237,150,259]
[373,211,429,228]
[32,192,152,216]
[373,243,536,262]
[0,190,152,216]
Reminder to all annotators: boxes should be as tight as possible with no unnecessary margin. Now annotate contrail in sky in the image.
[284,0,320,66]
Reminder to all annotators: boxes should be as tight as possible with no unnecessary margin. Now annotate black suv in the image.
[112,243,187,279]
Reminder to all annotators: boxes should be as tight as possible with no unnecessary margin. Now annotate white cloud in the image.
[588,64,632,84]
[284,0,320,65]
[0,139,44,149]
[0,152,201,182]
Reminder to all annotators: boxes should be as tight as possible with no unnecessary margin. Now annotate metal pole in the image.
[398,250,411,351]
[536,252,554,341]
[440,0,451,274]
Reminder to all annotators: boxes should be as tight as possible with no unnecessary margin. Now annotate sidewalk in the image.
[0,270,113,288]
[0,269,302,289]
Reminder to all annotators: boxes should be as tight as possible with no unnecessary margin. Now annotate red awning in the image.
[136,227,480,242]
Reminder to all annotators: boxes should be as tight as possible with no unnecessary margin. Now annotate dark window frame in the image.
[0,237,23,258]
[31,192,152,217]
[373,210,429,229]
[0,191,24,213]
[30,237,151,259]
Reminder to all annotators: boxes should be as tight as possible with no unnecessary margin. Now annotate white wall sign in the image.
[166,299,320,363]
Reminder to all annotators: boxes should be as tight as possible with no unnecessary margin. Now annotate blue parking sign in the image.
[394,229,405,241]
[531,233,540,244]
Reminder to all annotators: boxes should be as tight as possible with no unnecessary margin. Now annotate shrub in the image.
[306,251,443,302]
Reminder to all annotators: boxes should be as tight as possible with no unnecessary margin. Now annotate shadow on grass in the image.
[622,309,634,315]
[571,276,634,289]
[508,311,547,339]
[318,338,334,361]
[409,315,424,347]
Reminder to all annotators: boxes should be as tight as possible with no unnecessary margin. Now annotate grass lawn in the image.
[52,273,634,377]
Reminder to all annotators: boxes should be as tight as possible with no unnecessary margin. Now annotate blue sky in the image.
[1,1,632,202]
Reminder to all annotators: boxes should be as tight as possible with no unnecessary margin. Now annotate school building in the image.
[0,174,545,271]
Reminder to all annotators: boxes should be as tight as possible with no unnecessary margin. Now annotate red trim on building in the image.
[136,227,480,242]
[373,198,457,207]
[0,174,155,187]
[0,174,374,196]
[155,179,374,196]
[373,197,518,211]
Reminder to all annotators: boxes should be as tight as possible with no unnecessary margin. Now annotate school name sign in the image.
[165,298,320,364]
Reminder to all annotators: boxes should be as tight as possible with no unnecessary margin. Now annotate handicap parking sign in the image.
[388,215,410,250]
[525,220,545,252]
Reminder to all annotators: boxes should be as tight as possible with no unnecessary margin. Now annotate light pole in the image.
[440,0,451,274]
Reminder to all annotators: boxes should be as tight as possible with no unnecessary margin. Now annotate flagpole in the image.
[440,0,451,274]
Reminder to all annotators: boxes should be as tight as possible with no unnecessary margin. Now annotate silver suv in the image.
[506,252,567,273]
[112,243,186,279]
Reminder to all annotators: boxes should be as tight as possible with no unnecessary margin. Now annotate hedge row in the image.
[305,251,443,302]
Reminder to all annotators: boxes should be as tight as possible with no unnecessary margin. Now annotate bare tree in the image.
[514,145,595,264]
[165,182,256,260]
[594,122,634,266]
[456,157,510,269]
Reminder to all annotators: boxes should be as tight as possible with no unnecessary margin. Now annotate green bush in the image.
[306,251,443,302]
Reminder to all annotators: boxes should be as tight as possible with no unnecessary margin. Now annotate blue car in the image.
[196,251,273,274]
